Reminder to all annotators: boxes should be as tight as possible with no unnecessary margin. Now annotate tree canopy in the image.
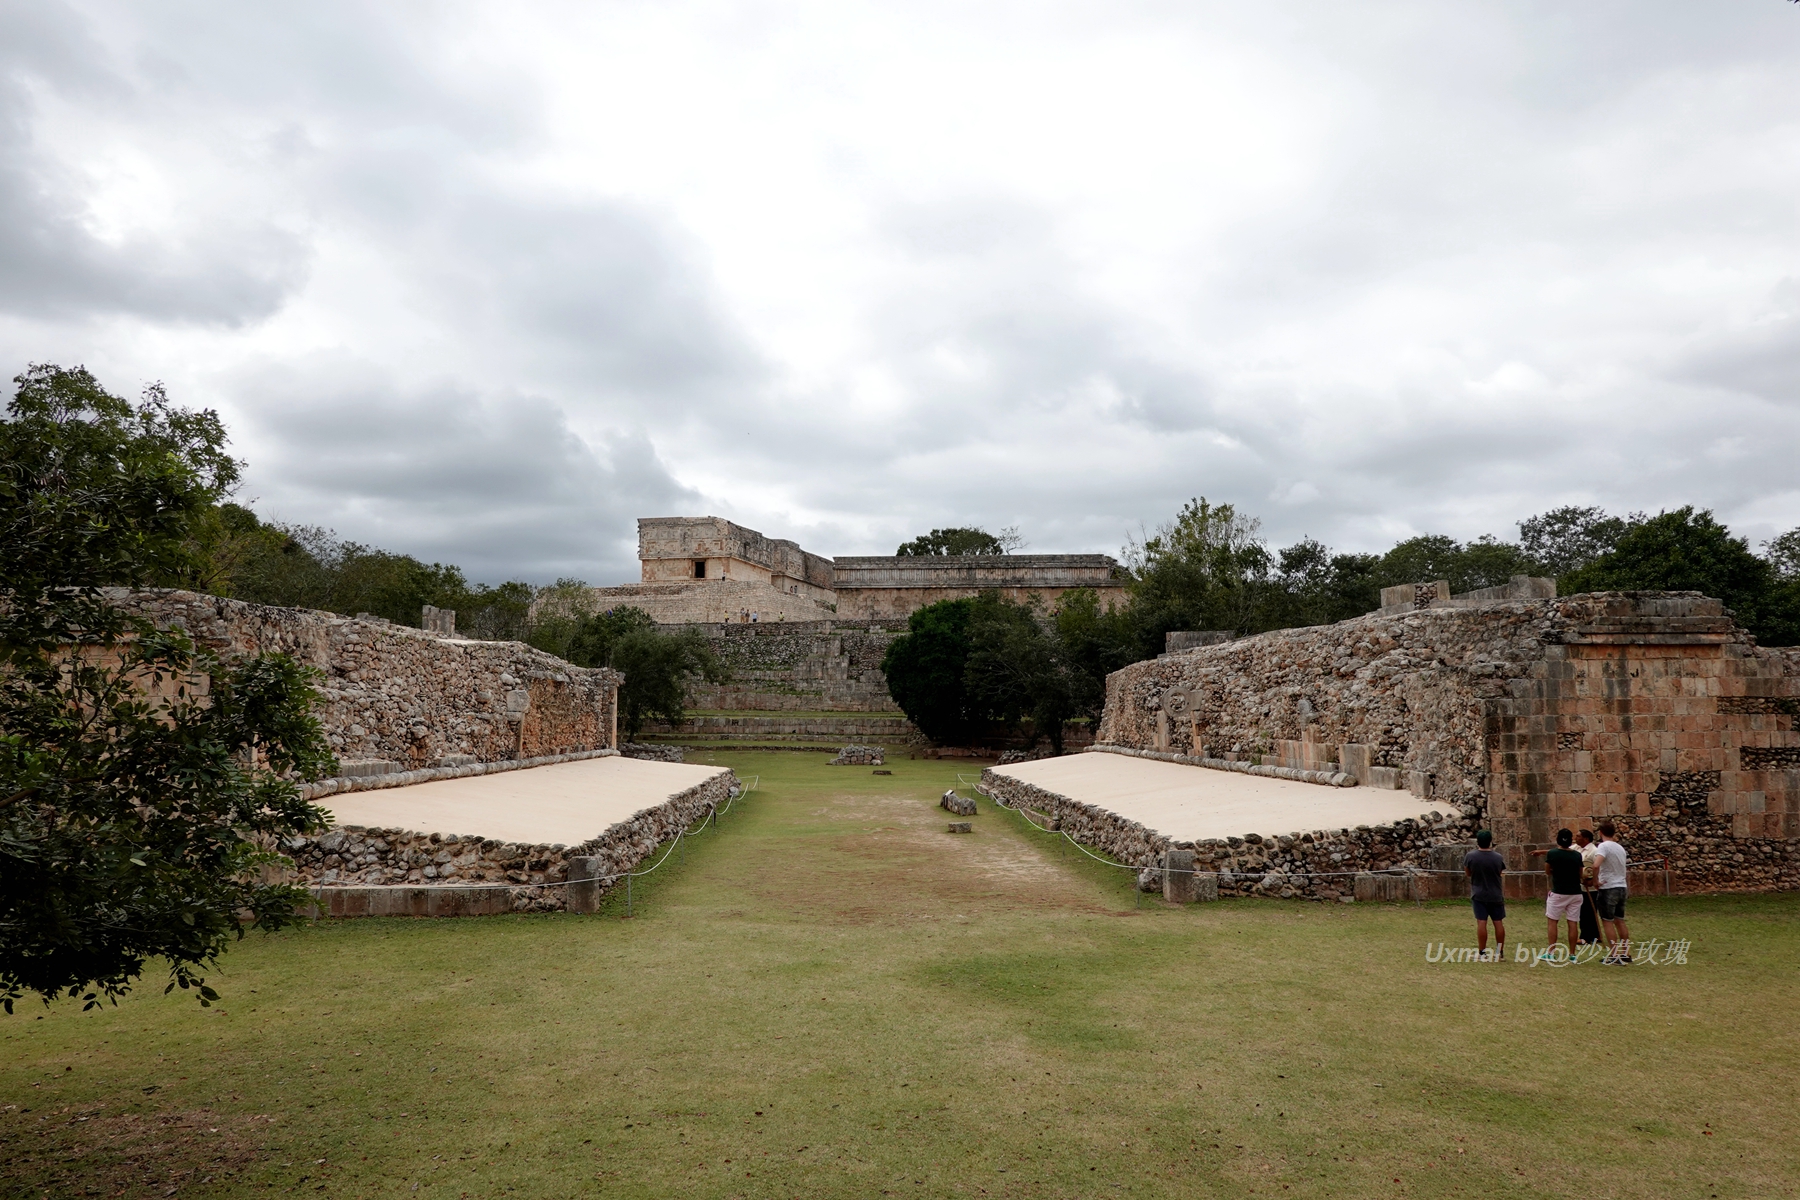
[1,365,332,1013]
[555,606,725,739]
[894,526,1025,556]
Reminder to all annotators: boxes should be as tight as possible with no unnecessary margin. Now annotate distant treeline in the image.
[185,505,538,639]
[1118,497,1800,654]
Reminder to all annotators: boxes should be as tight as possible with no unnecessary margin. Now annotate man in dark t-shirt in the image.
[1543,828,1586,958]
[1463,830,1507,962]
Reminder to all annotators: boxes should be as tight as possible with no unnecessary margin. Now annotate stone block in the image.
[1163,849,1197,904]
[947,821,972,834]
[566,856,605,913]
[1353,872,1408,902]
[940,790,977,816]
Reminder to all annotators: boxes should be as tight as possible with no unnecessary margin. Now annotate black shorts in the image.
[1472,899,1506,922]
[1596,887,1627,920]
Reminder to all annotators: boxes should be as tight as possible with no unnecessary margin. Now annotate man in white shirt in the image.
[1593,822,1631,964]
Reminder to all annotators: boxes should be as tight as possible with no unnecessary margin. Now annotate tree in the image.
[1,365,332,1012]
[1518,505,1643,578]
[1270,539,1382,629]
[895,526,1025,556]
[1375,534,1533,596]
[1122,497,1270,658]
[560,606,657,670]
[1763,528,1800,648]
[1562,507,1795,644]
[609,628,725,740]
[1051,587,1140,718]
[881,598,976,743]
[225,514,534,636]
[1763,529,1800,581]
[557,607,723,739]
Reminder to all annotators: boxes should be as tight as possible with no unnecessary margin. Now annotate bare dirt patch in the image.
[0,1106,280,1198]
[818,787,1113,918]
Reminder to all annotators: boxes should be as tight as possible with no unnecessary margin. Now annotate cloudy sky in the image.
[4,2,1798,584]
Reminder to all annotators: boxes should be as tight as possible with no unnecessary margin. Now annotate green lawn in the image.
[4,752,1797,1199]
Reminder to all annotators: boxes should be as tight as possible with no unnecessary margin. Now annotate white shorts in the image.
[1545,892,1583,922]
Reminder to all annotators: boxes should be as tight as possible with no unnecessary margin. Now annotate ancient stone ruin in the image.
[984,588,1800,900]
[828,744,885,766]
[112,588,621,775]
[587,515,1126,625]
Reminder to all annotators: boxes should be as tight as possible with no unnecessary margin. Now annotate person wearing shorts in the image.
[1594,822,1631,963]
[1463,830,1507,962]
[1543,828,1585,958]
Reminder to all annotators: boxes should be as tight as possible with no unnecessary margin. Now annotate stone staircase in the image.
[645,619,923,750]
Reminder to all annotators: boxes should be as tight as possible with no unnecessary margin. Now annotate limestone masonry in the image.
[290,768,733,916]
[589,516,1127,625]
[111,588,622,770]
[1072,589,1800,895]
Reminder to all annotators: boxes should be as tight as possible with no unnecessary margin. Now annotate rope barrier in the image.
[949,781,1606,885]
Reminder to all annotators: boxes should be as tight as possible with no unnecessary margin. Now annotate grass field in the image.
[4,752,1798,1199]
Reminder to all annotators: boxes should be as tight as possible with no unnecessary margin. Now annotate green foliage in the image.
[1,364,242,597]
[884,590,1129,751]
[895,526,1023,556]
[1374,534,1534,595]
[1766,528,1800,580]
[1268,539,1382,629]
[1518,505,1643,577]
[1563,507,1798,645]
[881,598,976,743]
[1051,588,1140,713]
[558,606,658,671]
[556,606,722,739]
[610,627,725,740]
[1122,497,1271,658]
[964,593,1082,753]
[523,578,601,659]
[1,365,332,1013]
[224,516,533,636]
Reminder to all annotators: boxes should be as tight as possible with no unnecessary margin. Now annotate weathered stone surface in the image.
[940,790,977,816]
[621,743,686,762]
[1163,848,1197,903]
[1092,590,1800,896]
[829,744,885,766]
[947,821,972,834]
[109,589,621,771]
[297,767,733,915]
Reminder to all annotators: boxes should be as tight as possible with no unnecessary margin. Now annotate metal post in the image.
[626,872,632,918]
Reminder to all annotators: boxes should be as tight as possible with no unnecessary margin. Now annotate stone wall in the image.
[831,554,1127,621]
[685,620,906,712]
[295,767,735,915]
[585,579,837,625]
[639,515,837,596]
[110,589,621,772]
[1093,590,1800,893]
[979,765,1474,901]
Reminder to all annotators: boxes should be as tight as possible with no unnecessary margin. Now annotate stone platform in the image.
[990,753,1436,844]
[295,757,736,915]
[321,755,729,846]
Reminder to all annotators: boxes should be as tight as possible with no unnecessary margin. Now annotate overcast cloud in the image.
[2,0,1797,584]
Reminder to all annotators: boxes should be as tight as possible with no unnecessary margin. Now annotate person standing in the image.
[1463,830,1508,962]
[1576,829,1602,945]
[1594,821,1632,964]
[1543,828,1585,960]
